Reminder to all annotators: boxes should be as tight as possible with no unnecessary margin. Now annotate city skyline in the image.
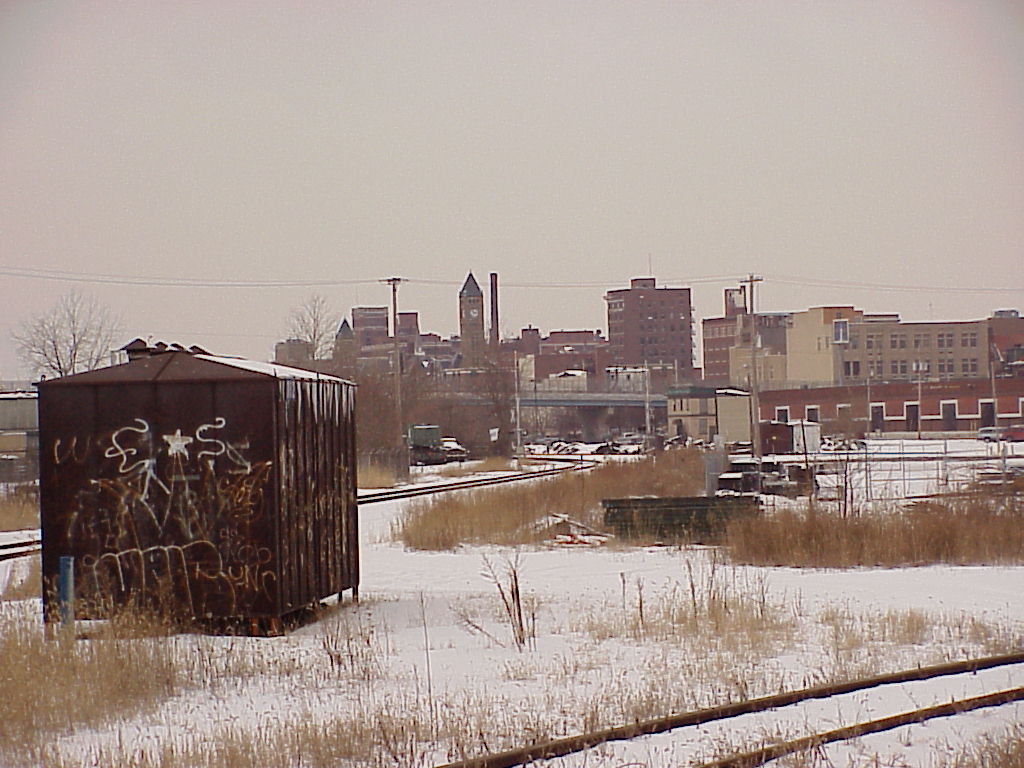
[3,266,1023,380]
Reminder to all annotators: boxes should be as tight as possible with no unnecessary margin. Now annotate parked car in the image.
[977,426,1004,442]
[1003,425,1024,442]
[440,436,469,461]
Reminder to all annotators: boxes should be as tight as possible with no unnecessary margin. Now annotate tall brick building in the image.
[701,286,790,384]
[604,278,695,377]
[351,306,390,349]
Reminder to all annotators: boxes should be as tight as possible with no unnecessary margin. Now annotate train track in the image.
[0,536,40,562]
[436,652,1024,768]
[357,457,595,505]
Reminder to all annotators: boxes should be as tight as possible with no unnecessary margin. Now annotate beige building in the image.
[840,318,991,384]
[667,385,751,443]
[784,306,867,386]
[727,346,788,389]
[709,304,1022,390]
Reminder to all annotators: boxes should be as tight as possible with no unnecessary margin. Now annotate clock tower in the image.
[459,272,485,367]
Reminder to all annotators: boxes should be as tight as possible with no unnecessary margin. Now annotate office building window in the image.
[833,319,849,344]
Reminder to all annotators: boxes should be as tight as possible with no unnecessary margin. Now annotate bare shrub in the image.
[481,553,536,650]
[397,449,703,549]
[0,485,39,531]
[727,492,1024,568]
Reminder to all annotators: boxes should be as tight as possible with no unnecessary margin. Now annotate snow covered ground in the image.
[1,439,1022,767]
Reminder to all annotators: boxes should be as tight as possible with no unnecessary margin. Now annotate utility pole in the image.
[381,277,404,451]
[740,274,763,458]
[988,325,999,429]
[513,351,522,457]
[643,361,652,452]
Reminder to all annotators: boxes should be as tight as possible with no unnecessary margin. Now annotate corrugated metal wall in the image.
[274,378,358,615]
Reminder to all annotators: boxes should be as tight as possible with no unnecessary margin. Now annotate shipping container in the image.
[37,351,357,633]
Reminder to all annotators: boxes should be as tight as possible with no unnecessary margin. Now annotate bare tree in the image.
[287,293,340,359]
[13,291,123,378]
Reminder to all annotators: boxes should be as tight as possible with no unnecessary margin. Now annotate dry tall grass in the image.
[1,582,1017,768]
[437,456,514,477]
[943,723,1024,768]
[772,722,1024,768]
[727,492,1024,568]
[567,554,793,653]
[0,484,39,531]
[397,450,703,550]
[0,557,40,601]
[357,463,396,489]
[0,608,180,755]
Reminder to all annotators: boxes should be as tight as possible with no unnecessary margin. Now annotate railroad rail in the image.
[357,457,595,505]
[698,686,1024,768]
[0,536,40,562]
[436,652,1024,768]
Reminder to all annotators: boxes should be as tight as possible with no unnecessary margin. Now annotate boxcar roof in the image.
[36,352,353,387]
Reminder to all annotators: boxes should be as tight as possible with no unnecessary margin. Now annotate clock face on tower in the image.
[469,308,479,317]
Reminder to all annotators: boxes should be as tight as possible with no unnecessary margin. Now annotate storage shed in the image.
[37,351,357,633]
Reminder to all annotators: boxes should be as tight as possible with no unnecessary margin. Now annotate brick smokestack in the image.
[489,272,499,348]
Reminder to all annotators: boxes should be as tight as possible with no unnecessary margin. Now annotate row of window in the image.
[638,324,688,333]
[703,323,736,338]
[861,331,979,349]
[774,406,818,422]
[845,358,981,377]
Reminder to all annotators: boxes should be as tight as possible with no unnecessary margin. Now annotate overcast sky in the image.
[2,0,1023,378]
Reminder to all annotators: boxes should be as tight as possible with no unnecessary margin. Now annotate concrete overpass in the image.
[516,391,667,409]
[454,390,667,440]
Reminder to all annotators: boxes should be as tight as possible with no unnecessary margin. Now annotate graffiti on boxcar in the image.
[53,435,92,465]
[59,417,275,616]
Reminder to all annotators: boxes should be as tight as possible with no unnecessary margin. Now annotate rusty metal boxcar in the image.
[37,351,357,632]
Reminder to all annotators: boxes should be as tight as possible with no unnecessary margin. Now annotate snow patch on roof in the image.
[195,355,349,383]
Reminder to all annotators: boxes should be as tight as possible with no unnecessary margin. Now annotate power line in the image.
[1,263,1019,294]
[0,266,737,290]
[767,274,1021,294]
[0,265,381,288]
